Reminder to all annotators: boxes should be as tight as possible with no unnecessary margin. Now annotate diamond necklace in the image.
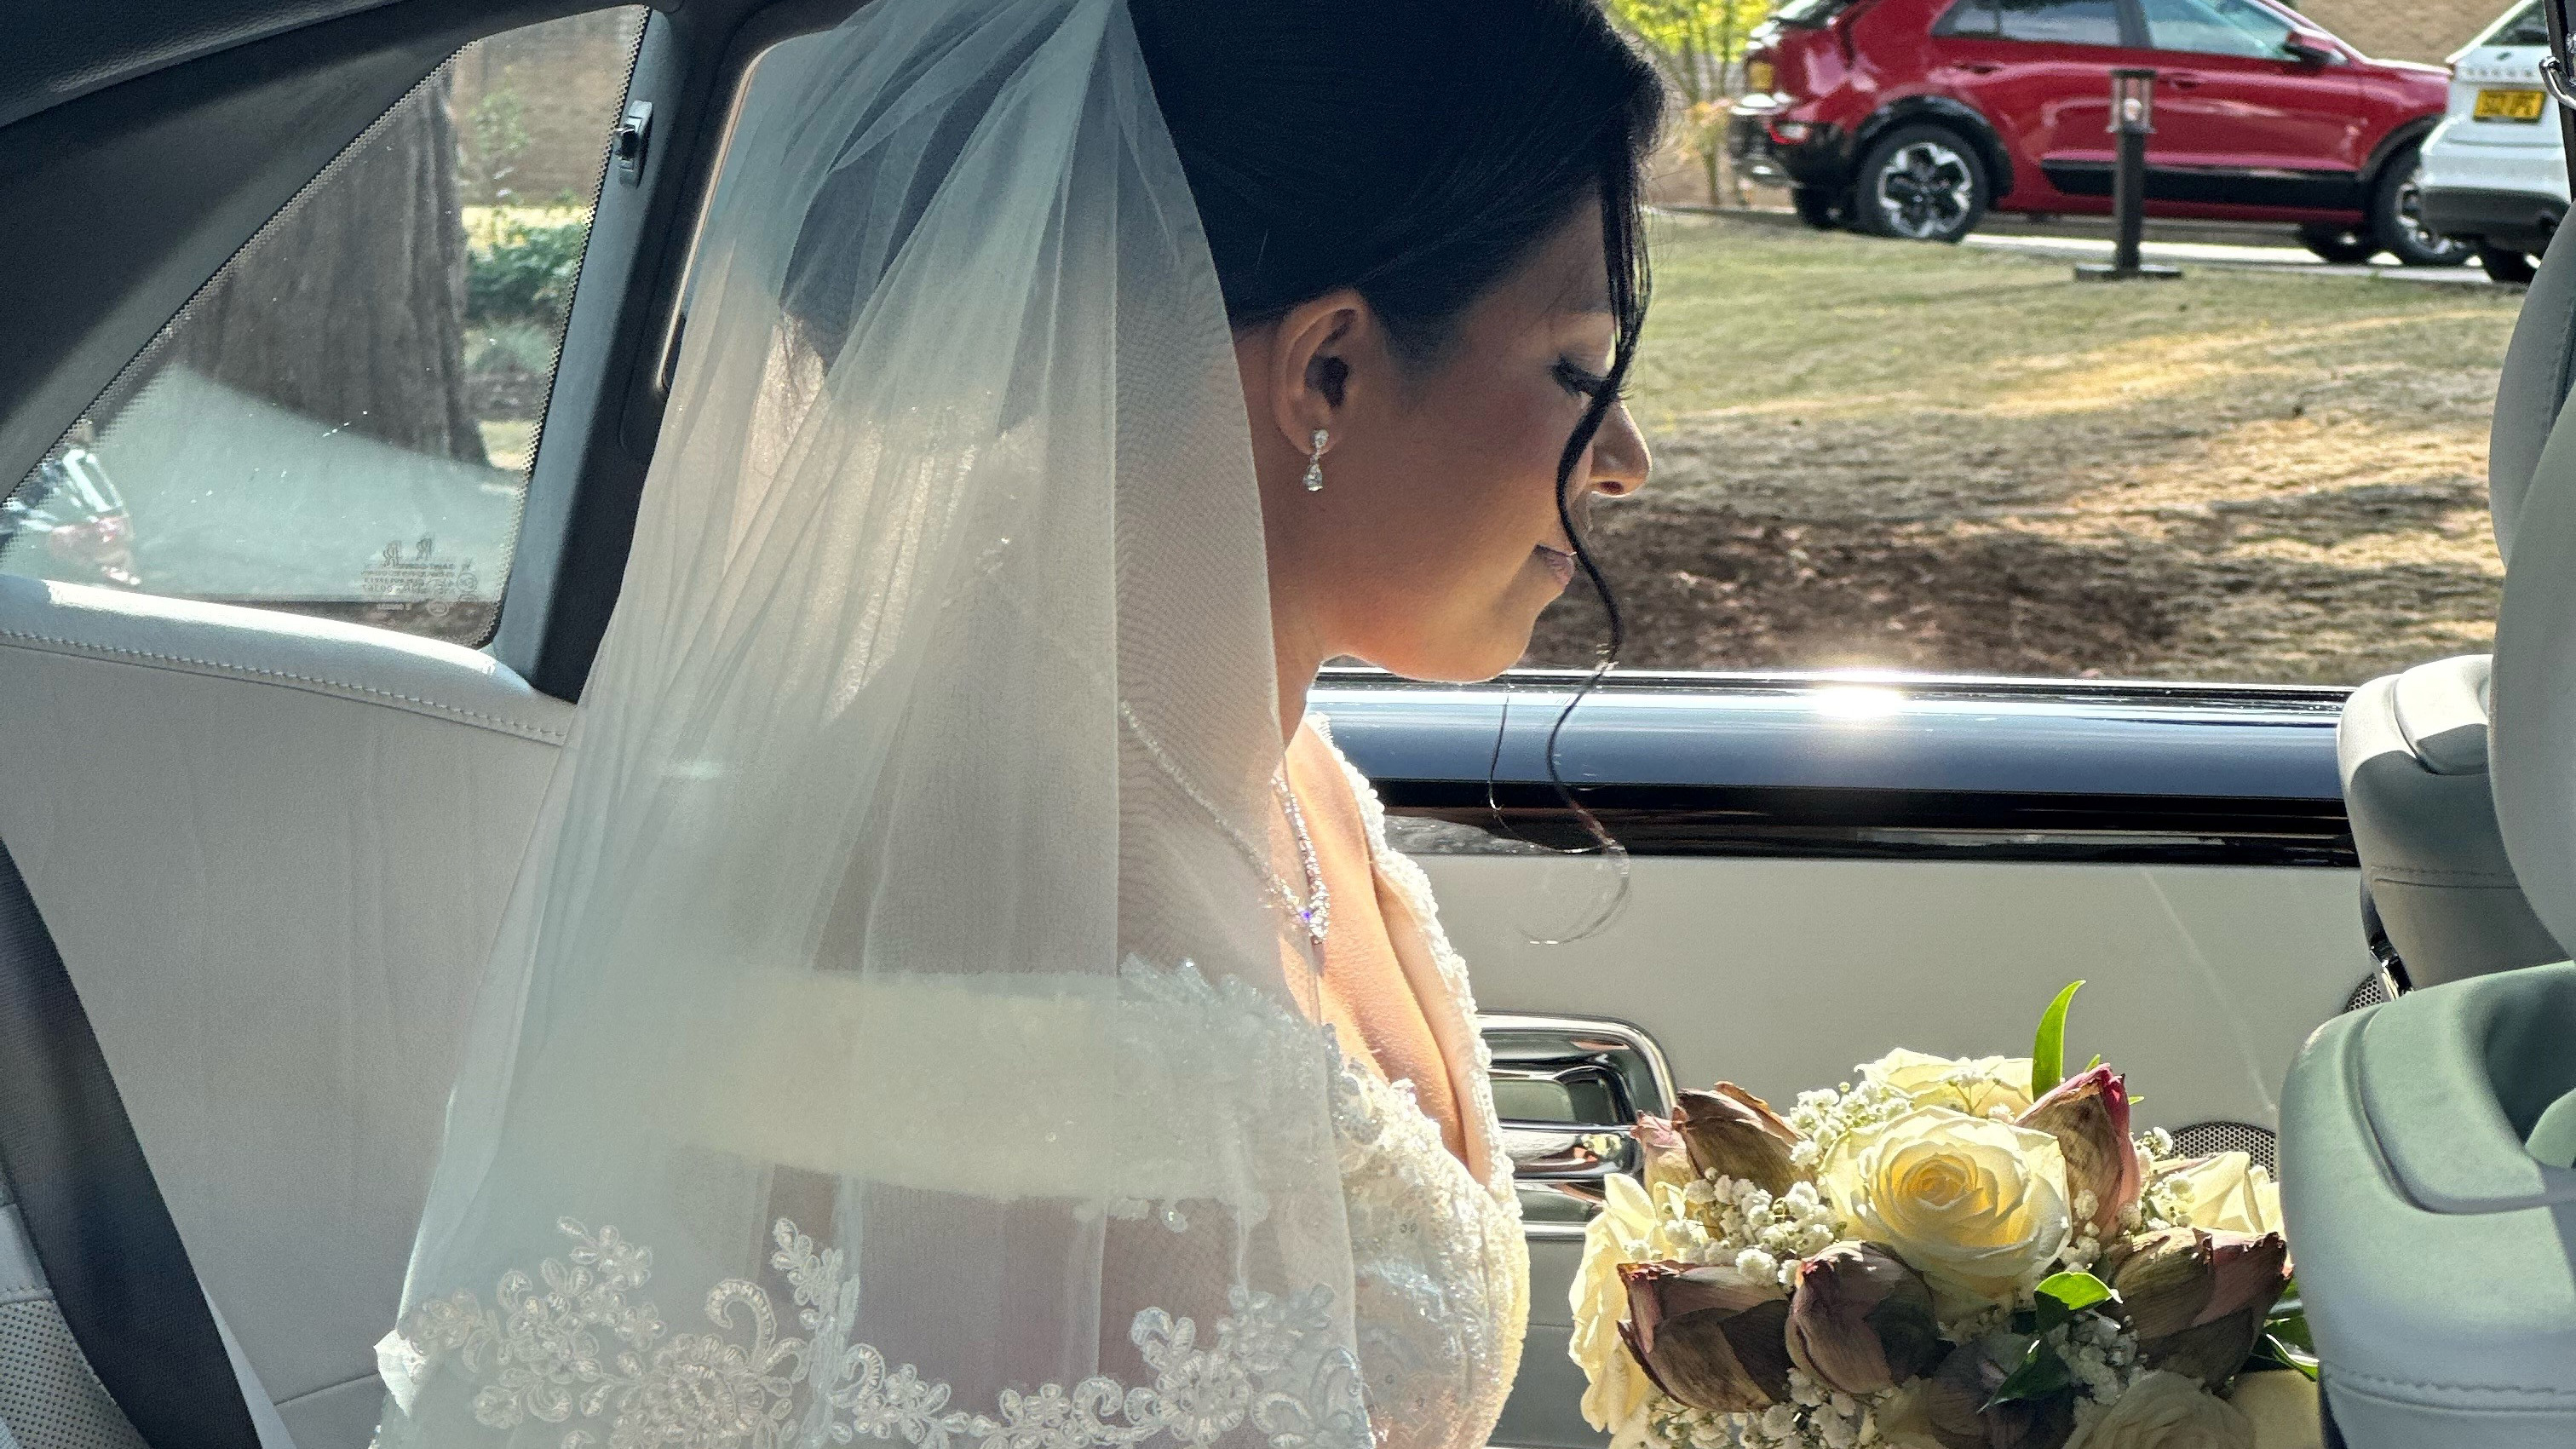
[1118,703,1331,948]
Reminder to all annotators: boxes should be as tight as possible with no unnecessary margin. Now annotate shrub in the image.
[467,219,589,325]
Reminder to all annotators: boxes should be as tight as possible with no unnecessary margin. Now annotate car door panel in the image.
[1926,0,2139,207]
[0,574,568,1444]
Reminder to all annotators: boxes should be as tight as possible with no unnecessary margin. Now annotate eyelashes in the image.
[1554,359,1625,403]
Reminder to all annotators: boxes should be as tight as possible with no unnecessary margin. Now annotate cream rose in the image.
[1569,1175,1678,1448]
[1866,1379,1953,1449]
[1860,1049,2038,1120]
[2067,1371,2255,1449]
[1823,1107,2070,1309]
[2158,1152,2284,1238]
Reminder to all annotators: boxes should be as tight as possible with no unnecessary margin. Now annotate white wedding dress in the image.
[374,3,1538,1446]
[1320,745,1530,1449]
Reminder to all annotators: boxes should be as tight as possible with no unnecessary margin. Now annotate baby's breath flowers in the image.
[1568,986,2298,1449]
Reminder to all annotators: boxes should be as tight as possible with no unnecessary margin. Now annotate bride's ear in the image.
[1265,290,1369,452]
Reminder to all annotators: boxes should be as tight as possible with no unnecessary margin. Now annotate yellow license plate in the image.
[1747,59,1775,94]
[2475,87,2548,122]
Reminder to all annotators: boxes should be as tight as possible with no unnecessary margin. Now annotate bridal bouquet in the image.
[1568,984,2306,1449]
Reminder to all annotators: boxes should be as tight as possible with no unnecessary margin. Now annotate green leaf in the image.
[2247,1332,2321,1382]
[2031,980,2085,1099]
[1983,1340,2073,1410]
[2031,1271,2115,1337]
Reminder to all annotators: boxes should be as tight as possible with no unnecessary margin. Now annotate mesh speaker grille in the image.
[2171,1120,2278,1176]
[0,1300,149,1449]
[2345,972,2391,1014]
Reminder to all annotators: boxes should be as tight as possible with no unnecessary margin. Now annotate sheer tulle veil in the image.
[375,0,1368,1440]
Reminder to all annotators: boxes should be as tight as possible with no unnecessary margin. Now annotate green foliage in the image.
[2251,1293,2321,1381]
[1608,0,1774,98]
[468,89,534,205]
[2033,1272,2116,1337]
[1983,1336,2074,1410]
[2031,980,2084,1100]
[467,220,589,327]
[1604,0,1774,200]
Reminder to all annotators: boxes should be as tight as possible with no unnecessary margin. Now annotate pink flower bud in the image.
[1783,1242,1942,1395]
[2015,1066,2139,1236]
[1670,1084,1804,1194]
[1618,1262,1793,1413]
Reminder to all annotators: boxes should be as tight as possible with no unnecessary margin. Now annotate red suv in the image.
[1730,0,2464,265]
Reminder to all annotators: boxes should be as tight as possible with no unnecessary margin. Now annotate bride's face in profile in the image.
[1239,203,1653,688]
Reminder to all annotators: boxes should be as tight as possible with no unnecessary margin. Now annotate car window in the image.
[2491,1,2551,48]
[1933,0,2001,38]
[1774,0,1867,26]
[1995,0,2125,46]
[2141,0,2298,58]
[1,9,647,648]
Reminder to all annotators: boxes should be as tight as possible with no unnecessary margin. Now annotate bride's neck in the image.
[1274,618,1325,746]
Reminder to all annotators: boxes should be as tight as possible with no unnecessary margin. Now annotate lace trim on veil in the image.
[380,1217,1370,1449]
[377,957,1371,1449]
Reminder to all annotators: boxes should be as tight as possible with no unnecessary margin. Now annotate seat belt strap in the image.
[0,839,262,1449]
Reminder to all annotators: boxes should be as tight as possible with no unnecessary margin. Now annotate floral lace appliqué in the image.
[382,1218,1369,1449]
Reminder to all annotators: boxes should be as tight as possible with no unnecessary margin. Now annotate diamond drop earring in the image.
[1302,428,1328,492]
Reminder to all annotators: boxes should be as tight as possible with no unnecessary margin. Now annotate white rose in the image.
[1870,1381,1955,1449]
[2157,1152,2284,1238]
[1860,1049,2038,1120]
[1567,1174,1663,1447]
[1823,1107,2070,1311]
[2067,1370,2255,1449]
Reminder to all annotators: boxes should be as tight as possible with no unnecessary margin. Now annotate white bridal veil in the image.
[376,0,1368,1441]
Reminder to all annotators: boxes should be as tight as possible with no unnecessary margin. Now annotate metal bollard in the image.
[2077,68,2181,282]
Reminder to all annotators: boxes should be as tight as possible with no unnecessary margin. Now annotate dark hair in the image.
[1134,0,1660,893]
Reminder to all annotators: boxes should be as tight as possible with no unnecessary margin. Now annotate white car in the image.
[2418,0,2567,282]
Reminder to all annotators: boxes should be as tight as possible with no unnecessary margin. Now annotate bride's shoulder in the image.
[1297,713,1389,840]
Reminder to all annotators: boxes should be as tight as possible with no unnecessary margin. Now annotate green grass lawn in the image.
[1529,213,2525,685]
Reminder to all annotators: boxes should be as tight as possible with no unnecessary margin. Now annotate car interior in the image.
[1,1,2573,1446]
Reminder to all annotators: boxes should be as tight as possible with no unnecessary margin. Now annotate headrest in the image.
[2492,377,2576,956]
[2491,222,2576,564]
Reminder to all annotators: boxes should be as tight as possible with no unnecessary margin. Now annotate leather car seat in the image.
[2284,220,2576,1447]
[2333,220,2576,986]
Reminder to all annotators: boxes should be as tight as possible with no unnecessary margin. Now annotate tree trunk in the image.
[175,72,488,466]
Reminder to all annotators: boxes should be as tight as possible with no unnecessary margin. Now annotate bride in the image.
[375,1,1656,1445]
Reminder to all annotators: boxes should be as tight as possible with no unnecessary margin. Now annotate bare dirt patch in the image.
[1527,215,2520,685]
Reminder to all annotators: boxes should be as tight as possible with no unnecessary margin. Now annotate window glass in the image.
[2,9,647,647]
[2142,0,2297,58]
[1934,0,2001,38]
[1521,211,2514,687]
[1774,0,1866,26]
[1996,0,2124,45]
[2493,1,2551,48]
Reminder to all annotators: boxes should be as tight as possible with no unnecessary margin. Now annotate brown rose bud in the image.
[1617,1262,1794,1413]
[2015,1066,2139,1236]
[2110,1228,2291,1385]
[1636,1113,1698,1194]
[1670,1084,1803,1195]
[1784,1242,1943,1395]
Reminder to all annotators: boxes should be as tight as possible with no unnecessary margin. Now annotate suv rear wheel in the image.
[2372,143,2475,267]
[1853,124,1988,243]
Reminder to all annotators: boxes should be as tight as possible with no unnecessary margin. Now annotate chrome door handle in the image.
[1480,1013,1677,1235]
[2544,55,2576,112]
